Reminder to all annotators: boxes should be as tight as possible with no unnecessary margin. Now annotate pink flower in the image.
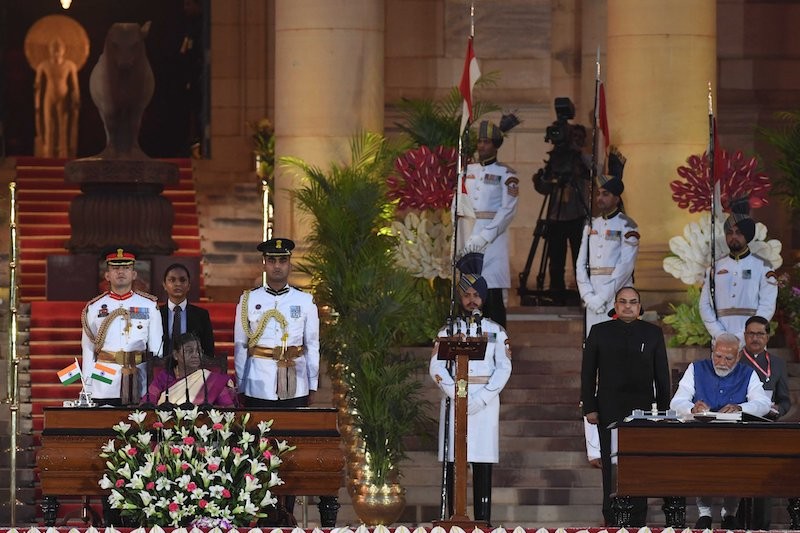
[212,423,223,430]
[222,489,231,498]
[245,473,255,481]
[126,447,138,456]
[187,482,197,492]
[263,450,272,459]
[153,421,164,429]
[168,502,179,513]
[198,499,208,509]
[197,446,206,454]
[208,463,219,472]
[183,436,195,445]
[171,447,181,455]
[181,462,190,471]
[115,479,124,488]
[146,481,155,490]
[156,463,167,473]
[232,447,243,455]
[387,145,458,210]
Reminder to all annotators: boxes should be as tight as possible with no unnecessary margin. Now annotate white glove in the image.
[584,294,605,314]
[467,397,486,415]
[464,234,489,252]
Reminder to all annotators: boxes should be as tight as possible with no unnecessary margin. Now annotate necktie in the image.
[172,305,182,355]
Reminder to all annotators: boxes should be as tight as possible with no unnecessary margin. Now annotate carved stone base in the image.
[662,496,686,528]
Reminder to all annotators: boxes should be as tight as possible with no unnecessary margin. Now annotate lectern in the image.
[434,334,488,529]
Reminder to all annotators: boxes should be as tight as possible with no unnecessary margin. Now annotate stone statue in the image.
[25,15,89,158]
[89,21,154,159]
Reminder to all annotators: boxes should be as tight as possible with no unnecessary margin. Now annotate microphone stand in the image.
[178,346,194,410]
[198,358,212,410]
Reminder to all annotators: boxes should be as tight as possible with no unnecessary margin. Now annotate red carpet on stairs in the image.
[14,156,202,301]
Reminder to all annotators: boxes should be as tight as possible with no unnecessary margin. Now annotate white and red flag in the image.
[459,37,481,134]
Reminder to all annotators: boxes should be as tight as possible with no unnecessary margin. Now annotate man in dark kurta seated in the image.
[670,332,771,530]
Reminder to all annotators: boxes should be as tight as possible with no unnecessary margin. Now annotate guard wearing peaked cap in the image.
[457,113,521,327]
[81,248,163,406]
[699,197,777,344]
[430,250,512,525]
[234,236,320,518]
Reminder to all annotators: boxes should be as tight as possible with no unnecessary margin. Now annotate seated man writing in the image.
[142,332,238,407]
[670,332,771,530]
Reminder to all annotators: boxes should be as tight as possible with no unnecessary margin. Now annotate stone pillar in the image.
[606,0,716,292]
[550,0,581,114]
[273,0,385,241]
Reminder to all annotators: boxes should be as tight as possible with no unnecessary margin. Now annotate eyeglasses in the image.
[744,331,767,338]
[615,299,639,305]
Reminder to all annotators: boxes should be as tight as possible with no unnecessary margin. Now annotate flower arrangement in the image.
[777,263,800,335]
[99,408,294,528]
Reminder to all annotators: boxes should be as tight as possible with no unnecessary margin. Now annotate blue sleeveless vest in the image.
[693,358,753,411]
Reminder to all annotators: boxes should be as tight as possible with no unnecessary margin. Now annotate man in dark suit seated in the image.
[160,263,215,361]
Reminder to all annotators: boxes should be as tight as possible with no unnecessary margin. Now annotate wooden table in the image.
[37,407,345,526]
[614,419,800,528]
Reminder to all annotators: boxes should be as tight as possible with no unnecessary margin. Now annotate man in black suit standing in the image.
[161,263,215,360]
[581,286,672,526]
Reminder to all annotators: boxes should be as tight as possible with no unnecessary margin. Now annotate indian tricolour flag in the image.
[91,362,117,385]
[57,360,81,385]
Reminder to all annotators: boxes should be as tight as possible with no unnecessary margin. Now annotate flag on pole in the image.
[459,37,481,134]
[57,360,81,385]
[595,82,610,174]
[91,362,117,385]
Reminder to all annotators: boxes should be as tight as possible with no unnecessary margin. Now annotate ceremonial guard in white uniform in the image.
[430,253,512,525]
[234,238,320,406]
[576,150,639,334]
[457,114,520,327]
[81,249,163,405]
[699,203,777,344]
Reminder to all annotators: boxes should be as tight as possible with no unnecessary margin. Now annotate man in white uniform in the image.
[457,115,520,326]
[699,203,777,344]
[234,237,320,408]
[430,254,513,525]
[575,150,639,467]
[81,249,163,406]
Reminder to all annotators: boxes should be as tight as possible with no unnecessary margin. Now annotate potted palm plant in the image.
[283,132,432,524]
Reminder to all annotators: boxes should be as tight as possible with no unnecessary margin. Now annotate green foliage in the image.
[662,286,711,347]
[759,110,800,211]
[394,74,500,153]
[283,132,432,485]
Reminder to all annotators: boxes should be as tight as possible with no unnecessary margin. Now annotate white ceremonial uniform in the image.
[429,317,512,463]
[81,290,163,400]
[458,160,519,290]
[576,210,639,333]
[699,250,777,344]
[234,284,320,401]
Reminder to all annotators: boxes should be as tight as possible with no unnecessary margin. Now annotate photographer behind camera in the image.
[532,110,591,292]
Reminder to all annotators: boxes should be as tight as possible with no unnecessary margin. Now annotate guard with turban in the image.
[429,252,512,525]
[699,197,778,344]
[457,113,521,327]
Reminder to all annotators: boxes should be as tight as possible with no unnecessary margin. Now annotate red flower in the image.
[670,149,771,213]
[197,446,206,454]
[232,447,243,455]
[168,502,179,513]
[212,423,223,430]
[245,473,255,481]
[208,463,219,472]
[152,421,164,429]
[115,479,124,488]
[263,450,272,459]
[170,447,181,455]
[183,436,195,445]
[126,447,138,456]
[387,145,458,210]
[156,463,167,473]
[146,481,155,490]
[181,462,190,471]
[187,482,197,492]
[222,488,231,498]
[198,499,208,509]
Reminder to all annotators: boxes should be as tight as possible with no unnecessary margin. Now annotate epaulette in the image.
[134,289,158,302]
[85,292,107,306]
[618,212,638,228]
[496,162,517,174]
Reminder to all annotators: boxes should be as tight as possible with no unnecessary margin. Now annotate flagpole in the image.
[708,82,718,318]
[585,50,601,339]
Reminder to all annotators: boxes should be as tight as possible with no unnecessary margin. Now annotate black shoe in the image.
[695,516,713,530]
[721,515,740,530]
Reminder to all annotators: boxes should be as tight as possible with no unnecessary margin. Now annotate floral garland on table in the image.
[99,408,295,528]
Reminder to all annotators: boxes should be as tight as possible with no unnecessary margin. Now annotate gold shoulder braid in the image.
[83,307,131,355]
[240,290,289,348]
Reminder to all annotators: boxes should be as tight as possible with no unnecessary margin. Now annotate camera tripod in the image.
[518,177,587,307]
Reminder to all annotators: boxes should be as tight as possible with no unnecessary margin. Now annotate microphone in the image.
[472,309,482,336]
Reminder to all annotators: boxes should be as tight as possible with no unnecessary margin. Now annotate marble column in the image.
[606,0,716,291]
[272,0,385,241]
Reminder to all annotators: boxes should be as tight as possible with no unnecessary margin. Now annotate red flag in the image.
[459,37,481,133]
[595,82,610,174]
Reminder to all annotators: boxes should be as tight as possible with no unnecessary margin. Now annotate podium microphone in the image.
[471,308,483,336]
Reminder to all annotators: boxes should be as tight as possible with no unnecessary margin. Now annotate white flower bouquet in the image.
[99,407,295,527]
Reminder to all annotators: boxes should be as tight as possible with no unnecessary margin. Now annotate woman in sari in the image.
[142,333,238,407]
